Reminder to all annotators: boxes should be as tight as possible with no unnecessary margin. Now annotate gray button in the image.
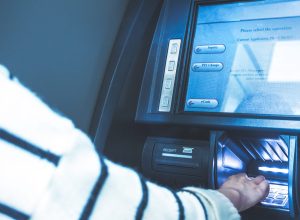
[269,188,276,193]
[162,96,170,107]
[170,43,178,54]
[192,63,223,72]
[263,198,273,204]
[275,195,286,200]
[267,193,275,199]
[168,61,176,71]
[165,79,173,89]
[187,99,218,108]
[278,189,288,194]
[195,44,226,54]
[272,199,284,205]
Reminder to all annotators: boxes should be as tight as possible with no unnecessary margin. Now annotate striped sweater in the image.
[0,64,240,220]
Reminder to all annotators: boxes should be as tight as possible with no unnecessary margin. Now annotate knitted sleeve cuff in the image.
[183,187,240,220]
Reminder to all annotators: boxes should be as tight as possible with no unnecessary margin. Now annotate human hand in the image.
[218,173,269,212]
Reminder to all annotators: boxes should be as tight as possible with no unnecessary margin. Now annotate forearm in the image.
[0,67,240,220]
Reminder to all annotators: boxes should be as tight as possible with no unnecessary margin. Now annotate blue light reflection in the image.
[258,166,289,174]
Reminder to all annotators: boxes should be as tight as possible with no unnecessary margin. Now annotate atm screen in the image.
[185,0,300,116]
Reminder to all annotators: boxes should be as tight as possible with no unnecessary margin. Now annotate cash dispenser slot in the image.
[212,132,299,216]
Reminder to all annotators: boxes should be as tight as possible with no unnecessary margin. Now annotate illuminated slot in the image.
[162,153,192,159]
[258,166,289,174]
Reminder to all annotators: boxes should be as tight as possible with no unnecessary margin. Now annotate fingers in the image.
[236,174,266,185]
[236,173,248,178]
[230,173,248,181]
[252,175,265,184]
[230,173,256,182]
[257,180,270,200]
[220,173,270,212]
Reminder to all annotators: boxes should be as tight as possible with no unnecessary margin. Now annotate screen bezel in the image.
[179,0,300,121]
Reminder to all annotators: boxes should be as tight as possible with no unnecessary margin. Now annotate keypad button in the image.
[278,190,288,194]
[263,198,273,203]
[273,199,284,205]
[275,195,287,200]
[267,193,275,199]
[269,189,276,193]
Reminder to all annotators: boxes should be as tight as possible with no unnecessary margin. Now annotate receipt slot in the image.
[210,131,300,218]
[142,137,210,188]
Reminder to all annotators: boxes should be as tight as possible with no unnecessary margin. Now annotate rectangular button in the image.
[272,199,284,205]
[170,43,178,54]
[267,193,275,199]
[275,195,287,200]
[165,79,172,89]
[278,190,288,194]
[161,96,170,107]
[168,61,175,71]
[263,198,273,204]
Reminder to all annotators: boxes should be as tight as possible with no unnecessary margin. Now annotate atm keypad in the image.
[261,184,288,207]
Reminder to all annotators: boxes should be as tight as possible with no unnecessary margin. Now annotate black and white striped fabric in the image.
[0,65,240,220]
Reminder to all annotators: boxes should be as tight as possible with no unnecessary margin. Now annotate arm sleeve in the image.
[0,66,240,220]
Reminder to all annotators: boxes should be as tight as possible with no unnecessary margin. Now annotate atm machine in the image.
[133,0,300,219]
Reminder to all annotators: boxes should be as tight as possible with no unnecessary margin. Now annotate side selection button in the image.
[170,43,179,54]
[187,99,218,108]
[195,44,226,54]
[192,63,223,72]
[165,79,173,89]
[168,61,176,71]
[162,96,170,107]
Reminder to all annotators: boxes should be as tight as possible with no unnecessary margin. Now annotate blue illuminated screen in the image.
[185,0,300,115]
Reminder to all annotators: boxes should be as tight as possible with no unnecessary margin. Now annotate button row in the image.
[159,39,181,112]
